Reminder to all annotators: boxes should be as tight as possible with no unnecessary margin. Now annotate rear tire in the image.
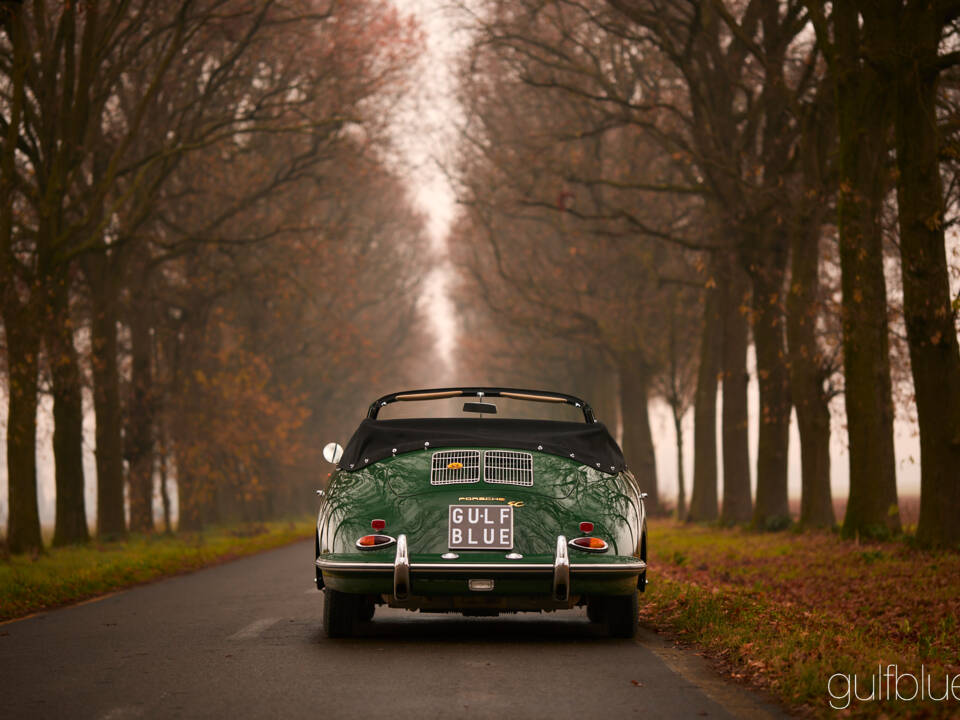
[323,588,361,638]
[586,599,605,624]
[359,597,376,622]
[314,531,324,590]
[605,591,639,638]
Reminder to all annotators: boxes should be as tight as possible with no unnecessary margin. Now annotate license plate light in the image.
[468,579,495,591]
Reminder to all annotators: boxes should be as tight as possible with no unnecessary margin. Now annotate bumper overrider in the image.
[316,534,646,610]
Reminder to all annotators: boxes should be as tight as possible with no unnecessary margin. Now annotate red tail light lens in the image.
[356,534,396,550]
[569,536,608,552]
[371,519,386,531]
[579,521,594,533]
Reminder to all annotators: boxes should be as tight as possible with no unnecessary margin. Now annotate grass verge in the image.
[0,519,313,623]
[641,519,960,718]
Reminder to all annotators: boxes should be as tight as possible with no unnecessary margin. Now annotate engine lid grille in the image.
[430,450,481,485]
[483,450,534,486]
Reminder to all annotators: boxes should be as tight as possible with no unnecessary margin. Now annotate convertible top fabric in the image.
[338,418,627,473]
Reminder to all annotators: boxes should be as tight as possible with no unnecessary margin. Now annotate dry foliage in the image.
[641,520,960,717]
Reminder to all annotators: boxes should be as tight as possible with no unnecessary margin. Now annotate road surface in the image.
[0,540,788,719]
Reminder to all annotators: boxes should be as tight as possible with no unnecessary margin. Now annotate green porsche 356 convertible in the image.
[314,388,648,638]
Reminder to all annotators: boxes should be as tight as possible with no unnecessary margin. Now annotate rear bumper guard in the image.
[553,535,570,601]
[394,534,410,599]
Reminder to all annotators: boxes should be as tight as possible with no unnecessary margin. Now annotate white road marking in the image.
[228,617,280,640]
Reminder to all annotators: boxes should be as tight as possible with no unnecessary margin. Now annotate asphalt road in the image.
[0,541,789,720]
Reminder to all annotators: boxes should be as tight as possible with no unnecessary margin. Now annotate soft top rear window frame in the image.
[367,387,597,423]
[338,417,626,473]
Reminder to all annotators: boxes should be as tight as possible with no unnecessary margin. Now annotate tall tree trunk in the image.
[595,355,620,432]
[666,294,688,520]
[158,439,172,534]
[154,332,173,535]
[2,305,43,554]
[748,248,792,530]
[166,313,203,532]
[127,304,155,533]
[747,0,795,531]
[719,255,752,525]
[689,282,720,522]
[89,266,126,538]
[0,8,41,554]
[46,282,90,546]
[672,406,686,520]
[788,224,834,528]
[175,444,202,532]
[788,98,835,530]
[204,484,223,525]
[619,351,659,515]
[894,12,960,548]
[833,5,900,538]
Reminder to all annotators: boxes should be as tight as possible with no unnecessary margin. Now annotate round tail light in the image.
[371,519,386,531]
[356,534,396,550]
[579,521,594,533]
[569,536,608,553]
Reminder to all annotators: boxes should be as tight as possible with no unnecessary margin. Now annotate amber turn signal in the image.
[447,461,464,469]
[355,533,396,550]
[569,536,608,552]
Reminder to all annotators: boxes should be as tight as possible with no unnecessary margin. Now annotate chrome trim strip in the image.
[409,562,554,572]
[316,559,393,571]
[569,561,646,572]
[553,535,570,602]
[315,558,647,574]
[394,534,410,600]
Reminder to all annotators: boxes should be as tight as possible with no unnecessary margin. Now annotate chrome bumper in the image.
[315,533,647,578]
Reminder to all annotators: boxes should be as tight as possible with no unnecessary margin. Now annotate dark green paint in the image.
[317,449,645,575]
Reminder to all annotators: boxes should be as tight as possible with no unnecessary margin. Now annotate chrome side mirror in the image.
[322,442,344,464]
[639,492,649,500]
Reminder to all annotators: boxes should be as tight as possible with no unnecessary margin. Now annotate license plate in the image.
[448,505,513,550]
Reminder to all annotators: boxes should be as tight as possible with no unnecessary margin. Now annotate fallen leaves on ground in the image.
[641,520,960,718]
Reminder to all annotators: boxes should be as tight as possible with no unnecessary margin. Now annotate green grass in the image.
[641,519,960,718]
[0,519,313,623]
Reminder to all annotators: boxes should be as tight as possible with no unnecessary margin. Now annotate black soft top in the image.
[338,418,626,473]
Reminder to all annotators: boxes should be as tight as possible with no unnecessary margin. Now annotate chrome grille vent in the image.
[430,450,481,485]
[483,450,534,486]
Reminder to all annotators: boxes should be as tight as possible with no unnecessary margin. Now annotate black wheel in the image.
[586,599,605,624]
[605,591,639,638]
[314,532,324,590]
[322,588,361,638]
[359,597,376,622]
[638,532,647,593]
